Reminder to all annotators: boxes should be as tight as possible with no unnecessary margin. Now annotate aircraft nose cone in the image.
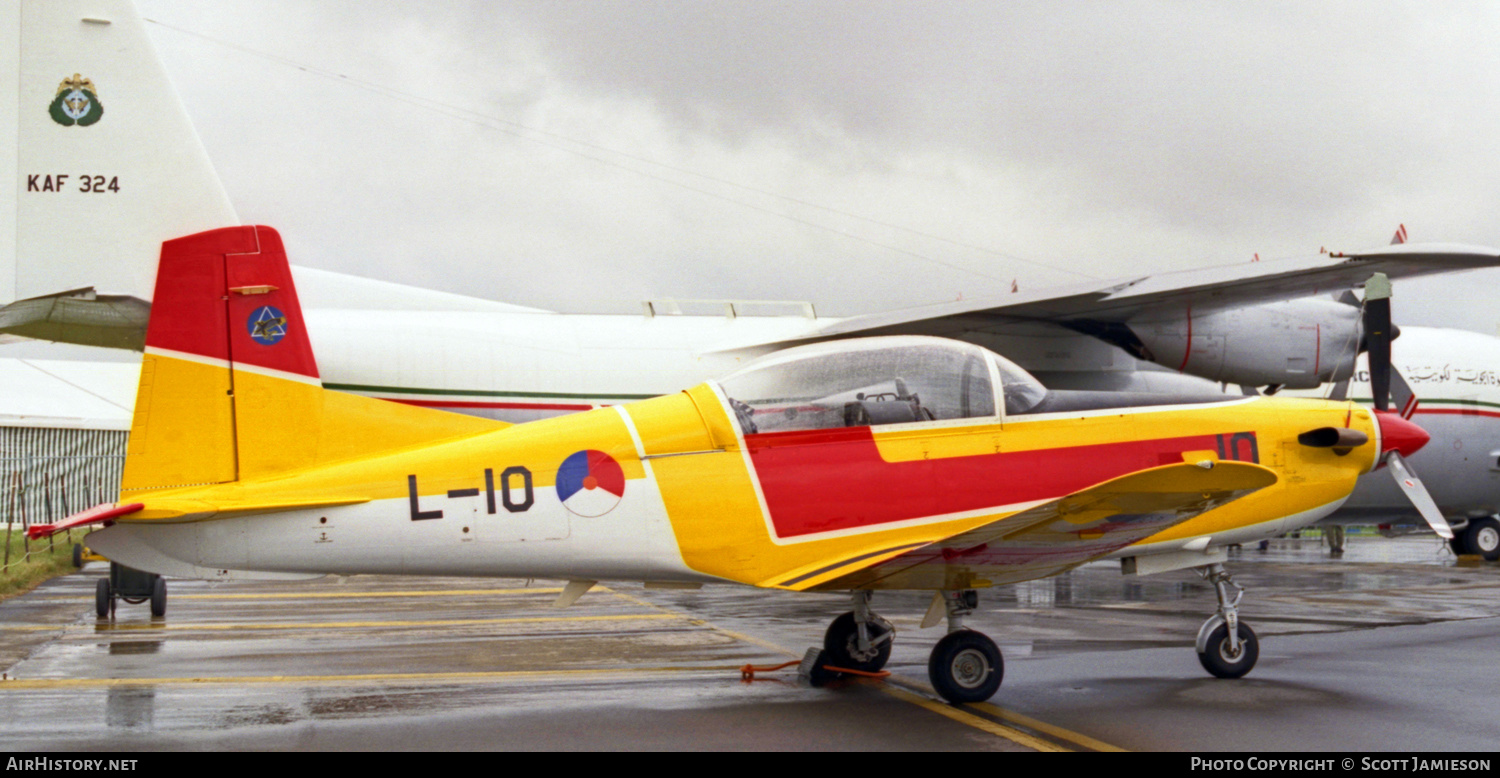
[1376,411,1431,460]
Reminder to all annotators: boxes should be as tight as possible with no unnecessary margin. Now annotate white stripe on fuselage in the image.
[89,473,712,584]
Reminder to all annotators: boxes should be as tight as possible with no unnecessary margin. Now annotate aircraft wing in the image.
[776,460,1277,592]
[0,288,150,350]
[712,243,1500,351]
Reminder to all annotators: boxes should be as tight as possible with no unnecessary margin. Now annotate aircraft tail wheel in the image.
[95,578,112,620]
[928,630,1003,704]
[1467,517,1500,562]
[149,577,168,618]
[1197,622,1259,679]
[823,611,893,673]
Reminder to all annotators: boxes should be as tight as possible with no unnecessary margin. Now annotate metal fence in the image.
[1,427,129,570]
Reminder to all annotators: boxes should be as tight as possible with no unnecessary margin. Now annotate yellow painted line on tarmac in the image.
[0,665,735,690]
[1,613,683,632]
[30,588,565,603]
[884,675,1127,753]
[881,686,1069,752]
[969,700,1128,752]
[607,590,799,657]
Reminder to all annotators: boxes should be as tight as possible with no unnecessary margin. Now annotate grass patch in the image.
[0,529,83,600]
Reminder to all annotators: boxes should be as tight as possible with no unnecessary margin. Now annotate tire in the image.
[1465,517,1500,562]
[72,544,83,568]
[928,630,1003,704]
[823,612,893,673]
[149,577,167,618]
[1450,536,1467,556]
[95,578,111,619]
[1197,622,1258,679]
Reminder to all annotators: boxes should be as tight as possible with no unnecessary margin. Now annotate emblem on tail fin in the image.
[49,74,104,127]
[247,306,289,345]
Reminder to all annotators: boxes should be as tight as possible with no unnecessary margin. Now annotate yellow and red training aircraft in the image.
[33,226,1437,703]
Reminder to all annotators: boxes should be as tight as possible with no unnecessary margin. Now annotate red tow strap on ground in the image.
[739,660,891,681]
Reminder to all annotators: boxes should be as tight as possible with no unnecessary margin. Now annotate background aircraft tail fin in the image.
[121,225,505,495]
[2,0,239,341]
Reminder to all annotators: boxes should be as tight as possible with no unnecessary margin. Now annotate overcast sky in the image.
[131,0,1500,332]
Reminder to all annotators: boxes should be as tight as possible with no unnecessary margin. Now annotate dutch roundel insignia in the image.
[556,450,625,517]
[247,306,289,345]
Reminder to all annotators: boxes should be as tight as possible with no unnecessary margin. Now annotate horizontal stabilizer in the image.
[27,502,143,540]
[779,461,1276,591]
[27,494,377,539]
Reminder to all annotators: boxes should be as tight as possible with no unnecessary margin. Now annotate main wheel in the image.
[149,577,167,618]
[1197,622,1259,679]
[95,578,111,619]
[928,630,1003,704]
[1464,517,1500,562]
[823,612,893,673]
[72,544,84,569]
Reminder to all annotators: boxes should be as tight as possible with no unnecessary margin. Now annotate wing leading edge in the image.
[772,460,1277,592]
[708,243,1500,353]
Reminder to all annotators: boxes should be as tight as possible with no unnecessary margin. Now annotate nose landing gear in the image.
[822,591,894,673]
[1195,563,1258,678]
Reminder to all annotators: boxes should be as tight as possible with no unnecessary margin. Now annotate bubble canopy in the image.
[716,336,1047,434]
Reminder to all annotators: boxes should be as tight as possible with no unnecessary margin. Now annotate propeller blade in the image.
[1363,273,1393,412]
[1384,452,1453,539]
[1390,367,1419,419]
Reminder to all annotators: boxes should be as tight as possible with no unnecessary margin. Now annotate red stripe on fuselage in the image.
[744,426,1247,539]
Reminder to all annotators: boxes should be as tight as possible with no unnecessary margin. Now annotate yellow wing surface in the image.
[774,461,1277,592]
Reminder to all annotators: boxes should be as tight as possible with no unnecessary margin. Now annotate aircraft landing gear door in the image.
[479,466,568,542]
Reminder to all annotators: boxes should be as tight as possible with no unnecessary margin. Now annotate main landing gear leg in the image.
[927,589,1003,704]
[1195,563,1258,679]
[822,590,895,673]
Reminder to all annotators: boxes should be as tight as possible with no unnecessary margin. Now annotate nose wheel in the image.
[822,591,894,673]
[1195,563,1258,678]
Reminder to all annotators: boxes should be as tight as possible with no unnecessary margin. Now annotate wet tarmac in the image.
[0,533,1496,751]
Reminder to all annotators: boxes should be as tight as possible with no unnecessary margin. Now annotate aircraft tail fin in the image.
[121,226,506,495]
[3,0,238,339]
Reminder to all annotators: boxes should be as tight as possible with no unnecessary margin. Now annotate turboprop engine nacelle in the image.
[1128,299,1362,389]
